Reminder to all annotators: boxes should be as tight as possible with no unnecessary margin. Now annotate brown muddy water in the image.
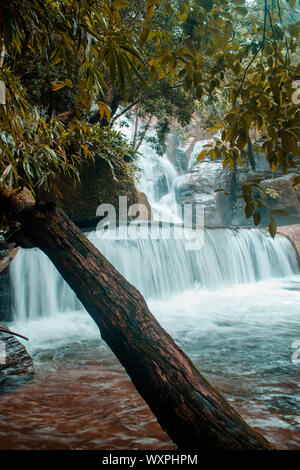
[0,277,299,450]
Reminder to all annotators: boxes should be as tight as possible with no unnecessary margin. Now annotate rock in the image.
[0,245,19,274]
[0,324,33,382]
[260,174,300,220]
[175,143,300,227]
[166,134,187,174]
[136,191,152,220]
[0,245,19,323]
[175,160,225,225]
[38,157,139,229]
[151,159,170,200]
[176,148,188,173]
[277,224,300,266]
[0,269,12,323]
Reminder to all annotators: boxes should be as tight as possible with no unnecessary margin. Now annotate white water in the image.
[117,117,181,222]
[10,228,298,321]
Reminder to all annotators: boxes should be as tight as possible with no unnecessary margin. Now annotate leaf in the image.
[146,5,155,21]
[97,101,112,122]
[1,164,12,179]
[245,201,254,219]
[270,209,289,217]
[196,86,203,100]
[164,4,173,15]
[52,82,65,91]
[271,161,277,172]
[292,176,300,187]
[268,218,277,239]
[112,0,129,9]
[253,211,261,226]
[197,150,207,162]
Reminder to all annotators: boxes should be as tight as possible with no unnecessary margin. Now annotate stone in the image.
[136,191,152,221]
[175,159,225,225]
[166,134,187,174]
[174,138,300,227]
[277,224,300,266]
[38,157,139,229]
[0,324,34,381]
[260,174,300,218]
[0,245,19,323]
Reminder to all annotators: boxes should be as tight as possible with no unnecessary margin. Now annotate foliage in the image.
[0,0,299,237]
[142,0,300,235]
[0,0,146,195]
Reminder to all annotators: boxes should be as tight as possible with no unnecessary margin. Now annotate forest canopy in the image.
[0,0,299,233]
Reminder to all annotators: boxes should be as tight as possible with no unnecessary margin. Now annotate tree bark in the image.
[0,185,274,450]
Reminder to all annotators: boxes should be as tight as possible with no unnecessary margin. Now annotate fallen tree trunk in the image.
[0,186,274,449]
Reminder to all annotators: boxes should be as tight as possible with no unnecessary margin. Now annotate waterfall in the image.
[116,116,181,223]
[10,227,298,321]
[6,120,300,323]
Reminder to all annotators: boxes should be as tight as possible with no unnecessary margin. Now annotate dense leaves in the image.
[0,0,299,236]
[0,0,146,195]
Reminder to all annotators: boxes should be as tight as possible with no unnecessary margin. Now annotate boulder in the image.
[260,174,300,219]
[39,157,139,229]
[277,224,300,266]
[0,323,33,382]
[136,191,152,221]
[166,134,188,174]
[0,269,12,323]
[0,245,19,323]
[174,143,300,227]
[175,159,225,225]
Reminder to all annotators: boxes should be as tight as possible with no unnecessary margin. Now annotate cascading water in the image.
[10,228,298,319]
[117,117,181,222]
[2,121,300,450]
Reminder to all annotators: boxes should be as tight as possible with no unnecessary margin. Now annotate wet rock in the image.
[166,134,187,174]
[38,157,138,230]
[176,148,187,173]
[0,269,12,323]
[175,143,300,227]
[0,245,19,323]
[260,174,300,218]
[136,191,152,220]
[277,224,300,266]
[154,174,168,201]
[0,324,33,381]
[175,159,225,225]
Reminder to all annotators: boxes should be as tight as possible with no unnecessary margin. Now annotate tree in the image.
[1,0,299,449]
[146,0,300,234]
